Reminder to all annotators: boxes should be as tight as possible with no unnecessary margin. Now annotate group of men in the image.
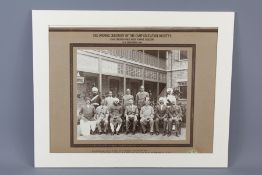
[78,85,183,137]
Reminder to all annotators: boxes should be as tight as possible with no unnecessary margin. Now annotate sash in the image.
[91,95,99,102]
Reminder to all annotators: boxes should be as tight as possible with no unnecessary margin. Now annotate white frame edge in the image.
[32,10,235,168]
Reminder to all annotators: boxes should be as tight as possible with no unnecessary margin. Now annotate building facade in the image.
[76,48,188,104]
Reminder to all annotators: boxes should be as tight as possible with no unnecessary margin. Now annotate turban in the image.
[159,97,164,102]
[113,98,119,103]
[92,87,98,92]
[167,88,173,93]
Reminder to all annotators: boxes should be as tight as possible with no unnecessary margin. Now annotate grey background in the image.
[0,0,261,174]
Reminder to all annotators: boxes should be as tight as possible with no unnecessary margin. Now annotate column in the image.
[142,68,145,86]
[123,63,126,95]
[157,72,160,98]
[142,50,145,86]
[98,53,102,95]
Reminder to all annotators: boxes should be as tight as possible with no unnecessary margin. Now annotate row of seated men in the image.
[78,95,183,137]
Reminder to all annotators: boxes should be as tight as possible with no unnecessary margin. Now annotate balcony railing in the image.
[93,49,166,69]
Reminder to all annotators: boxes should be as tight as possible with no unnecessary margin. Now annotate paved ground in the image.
[77,125,186,140]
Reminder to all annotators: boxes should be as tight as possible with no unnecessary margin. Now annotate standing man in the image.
[154,97,168,135]
[90,87,101,109]
[105,91,114,107]
[79,97,96,136]
[140,99,154,135]
[167,100,182,136]
[122,89,134,108]
[96,99,109,135]
[164,88,176,107]
[135,85,149,110]
[109,98,123,135]
[125,99,138,135]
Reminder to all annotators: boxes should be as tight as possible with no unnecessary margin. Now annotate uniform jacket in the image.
[135,91,149,108]
[122,94,134,107]
[90,94,101,109]
[164,95,176,106]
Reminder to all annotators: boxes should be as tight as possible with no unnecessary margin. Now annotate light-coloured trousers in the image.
[110,117,122,132]
[140,117,154,132]
[80,119,96,136]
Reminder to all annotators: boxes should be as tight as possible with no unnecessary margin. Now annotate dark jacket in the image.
[79,105,96,121]
[167,105,182,118]
[155,104,168,119]
[90,94,101,109]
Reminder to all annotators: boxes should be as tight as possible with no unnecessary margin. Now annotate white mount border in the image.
[33,10,234,167]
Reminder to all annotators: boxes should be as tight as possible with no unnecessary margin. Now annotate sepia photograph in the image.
[75,47,191,141]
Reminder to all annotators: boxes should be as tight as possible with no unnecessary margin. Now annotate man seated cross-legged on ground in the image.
[109,98,123,135]
[95,99,109,135]
[125,98,138,135]
[140,98,154,135]
[154,97,168,136]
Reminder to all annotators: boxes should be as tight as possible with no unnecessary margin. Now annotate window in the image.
[180,50,188,60]
[178,81,187,99]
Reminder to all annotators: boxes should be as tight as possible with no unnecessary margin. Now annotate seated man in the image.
[167,100,182,137]
[109,98,123,135]
[173,114,183,136]
[95,99,109,135]
[154,97,168,135]
[125,99,138,135]
[79,97,96,136]
[140,98,154,135]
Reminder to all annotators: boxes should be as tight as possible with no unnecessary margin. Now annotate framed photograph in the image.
[33,10,235,167]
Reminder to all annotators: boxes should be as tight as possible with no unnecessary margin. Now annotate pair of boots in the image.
[126,130,135,135]
[163,131,171,136]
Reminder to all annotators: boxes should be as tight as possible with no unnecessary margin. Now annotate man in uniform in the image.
[124,99,138,135]
[79,97,96,136]
[154,97,168,135]
[167,100,182,136]
[140,98,154,135]
[90,87,101,109]
[105,91,114,107]
[95,99,109,135]
[135,85,149,111]
[122,89,134,108]
[164,88,176,107]
[109,98,123,135]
